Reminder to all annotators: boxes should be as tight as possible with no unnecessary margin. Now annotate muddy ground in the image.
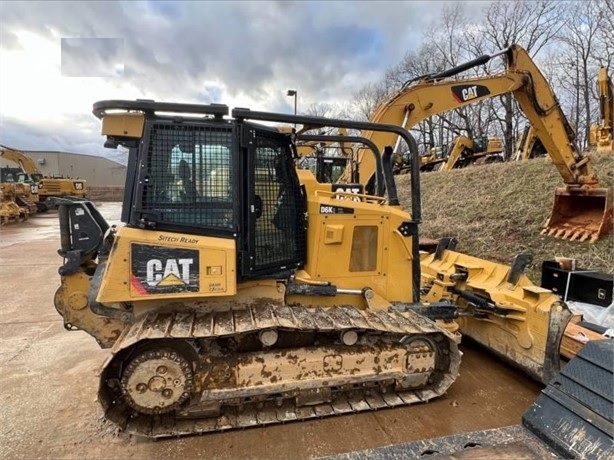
[0,203,542,460]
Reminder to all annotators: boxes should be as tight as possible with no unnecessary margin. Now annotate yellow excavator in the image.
[0,144,88,209]
[52,98,574,438]
[438,135,504,171]
[513,125,548,161]
[338,44,612,243]
[393,145,446,174]
[397,135,504,173]
[418,145,447,172]
[589,66,613,152]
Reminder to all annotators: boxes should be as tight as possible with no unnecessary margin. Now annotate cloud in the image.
[61,38,124,77]
[0,1,490,158]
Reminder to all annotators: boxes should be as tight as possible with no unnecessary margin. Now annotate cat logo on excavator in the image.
[451,84,491,103]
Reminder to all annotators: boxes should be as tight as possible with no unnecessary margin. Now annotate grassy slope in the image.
[396,151,614,283]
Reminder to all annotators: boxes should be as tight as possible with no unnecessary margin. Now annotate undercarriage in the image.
[99,304,461,437]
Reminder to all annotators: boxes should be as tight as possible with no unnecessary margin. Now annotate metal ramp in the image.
[522,338,614,459]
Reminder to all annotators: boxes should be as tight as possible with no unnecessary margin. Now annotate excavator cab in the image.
[472,136,487,153]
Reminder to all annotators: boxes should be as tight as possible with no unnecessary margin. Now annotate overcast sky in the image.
[0,1,490,163]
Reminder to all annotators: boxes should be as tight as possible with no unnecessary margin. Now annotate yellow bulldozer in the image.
[1,166,40,215]
[0,182,29,225]
[52,98,578,440]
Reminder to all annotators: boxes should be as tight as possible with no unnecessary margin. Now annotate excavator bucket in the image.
[543,187,613,243]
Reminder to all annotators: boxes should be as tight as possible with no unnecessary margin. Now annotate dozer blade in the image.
[420,249,573,384]
[542,186,613,243]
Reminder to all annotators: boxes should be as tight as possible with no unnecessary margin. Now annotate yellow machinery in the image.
[513,125,547,161]
[395,145,446,173]
[397,135,504,173]
[53,99,572,438]
[294,128,356,185]
[338,44,612,243]
[419,146,446,172]
[439,135,504,171]
[0,144,87,209]
[0,166,40,215]
[589,66,613,152]
[0,182,29,225]
[12,181,38,215]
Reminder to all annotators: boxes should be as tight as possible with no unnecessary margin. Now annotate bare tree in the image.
[594,0,614,67]
[466,0,568,157]
[557,0,606,148]
[350,82,388,121]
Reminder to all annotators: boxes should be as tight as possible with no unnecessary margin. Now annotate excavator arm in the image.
[344,44,612,242]
[0,144,41,174]
[440,136,473,171]
[589,66,613,152]
[514,126,547,161]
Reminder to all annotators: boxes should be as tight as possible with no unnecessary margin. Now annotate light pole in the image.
[287,89,297,115]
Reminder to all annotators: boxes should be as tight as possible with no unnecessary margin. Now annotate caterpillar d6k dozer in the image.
[53,100,570,438]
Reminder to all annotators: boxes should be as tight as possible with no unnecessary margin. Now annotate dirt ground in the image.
[0,203,542,460]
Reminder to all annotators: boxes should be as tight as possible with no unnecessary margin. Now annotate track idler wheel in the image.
[120,348,194,415]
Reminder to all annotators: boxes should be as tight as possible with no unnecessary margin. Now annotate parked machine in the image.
[394,145,447,174]
[0,144,88,210]
[0,166,39,215]
[589,66,613,152]
[514,125,548,160]
[438,135,504,170]
[0,182,29,225]
[419,145,447,172]
[53,99,573,438]
[337,44,612,243]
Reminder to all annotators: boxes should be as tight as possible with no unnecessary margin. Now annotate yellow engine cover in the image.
[97,227,236,303]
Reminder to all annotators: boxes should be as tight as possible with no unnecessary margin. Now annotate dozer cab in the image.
[54,99,572,438]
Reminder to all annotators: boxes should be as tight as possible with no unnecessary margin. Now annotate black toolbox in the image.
[541,260,613,308]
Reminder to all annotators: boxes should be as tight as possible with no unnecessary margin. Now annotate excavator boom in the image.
[0,144,41,174]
